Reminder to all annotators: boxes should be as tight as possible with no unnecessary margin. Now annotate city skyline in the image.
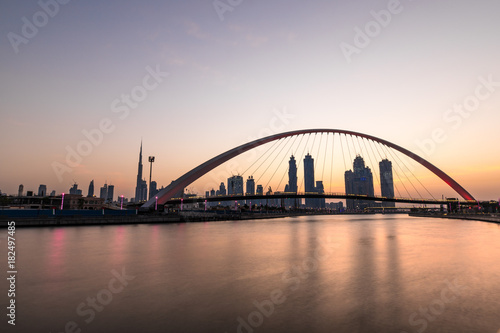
[1,1,499,200]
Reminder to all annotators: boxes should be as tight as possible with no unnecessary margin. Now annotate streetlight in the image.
[60,193,65,210]
[155,196,158,211]
[148,156,155,200]
[120,195,124,210]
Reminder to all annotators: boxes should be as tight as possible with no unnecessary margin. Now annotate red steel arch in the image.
[142,129,474,208]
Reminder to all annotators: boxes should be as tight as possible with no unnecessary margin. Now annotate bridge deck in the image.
[165,193,477,206]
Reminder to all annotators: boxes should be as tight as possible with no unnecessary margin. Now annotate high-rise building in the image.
[134,141,148,202]
[246,176,255,206]
[304,153,315,208]
[100,183,108,200]
[285,155,298,208]
[38,184,47,197]
[107,185,114,203]
[246,176,255,195]
[88,180,94,197]
[18,184,23,197]
[69,183,82,195]
[345,155,374,211]
[227,175,244,195]
[50,190,56,197]
[379,159,395,207]
[150,181,158,198]
[315,181,326,209]
[219,182,226,196]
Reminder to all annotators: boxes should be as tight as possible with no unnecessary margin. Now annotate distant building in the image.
[134,141,148,202]
[246,176,255,206]
[246,176,255,195]
[107,185,114,203]
[255,184,264,206]
[38,184,47,197]
[285,155,299,209]
[345,155,374,211]
[304,153,316,208]
[50,190,56,197]
[227,175,243,195]
[315,181,326,209]
[379,159,395,207]
[100,184,107,200]
[18,184,23,197]
[150,181,158,198]
[219,182,226,196]
[69,183,82,195]
[228,175,244,206]
[88,180,94,197]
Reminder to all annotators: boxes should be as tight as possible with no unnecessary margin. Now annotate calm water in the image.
[1,214,500,333]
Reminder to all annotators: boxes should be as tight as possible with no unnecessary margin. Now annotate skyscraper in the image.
[38,184,47,197]
[228,175,244,195]
[18,184,23,197]
[150,181,158,198]
[379,159,395,207]
[218,182,226,196]
[285,155,298,208]
[345,155,374,211]
[304,153,315,208]
[246,176,255,206]
[88,180,94,197]
[315,181,325,209]
[100,183,107,200]
[107,185,114,203]
[134,141,148,202]
[246,176,255,195]
[69,183,82,195]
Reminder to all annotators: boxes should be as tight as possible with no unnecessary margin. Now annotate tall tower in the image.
[18,184,23,197]
[304,153,315,208]
[134,141,147,202]
[345,155,374,211]
[88,180,94,197]
[288,155,298,193]
[379,159,395,207]
[107,185,114,203]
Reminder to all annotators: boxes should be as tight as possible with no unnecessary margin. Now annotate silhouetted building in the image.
[100,184,107,200]
[150,181,158,198]
[228,175,244,195]
[69,183,82,195]
[38,184,47,197]
[246,176,255,206]
[88,180,94,197]
[304,153,315,208]
[134,141,148,202]
[18,184,23,197]
[379,159,395,207]
[218,182,226,196]
[345,155,374,211]
[285,155,299,208]
[315,181,326,209]
[50,190,56,197]
[107,185,114,203]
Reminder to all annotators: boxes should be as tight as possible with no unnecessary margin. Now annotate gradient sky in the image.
[1,0,499,200]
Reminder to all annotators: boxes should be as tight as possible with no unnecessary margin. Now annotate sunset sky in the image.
[1,0,499,201]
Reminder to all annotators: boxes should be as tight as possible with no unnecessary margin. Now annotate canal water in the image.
[1,214,500,333]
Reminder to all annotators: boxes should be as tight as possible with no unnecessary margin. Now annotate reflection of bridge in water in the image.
[143,129,476,210]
